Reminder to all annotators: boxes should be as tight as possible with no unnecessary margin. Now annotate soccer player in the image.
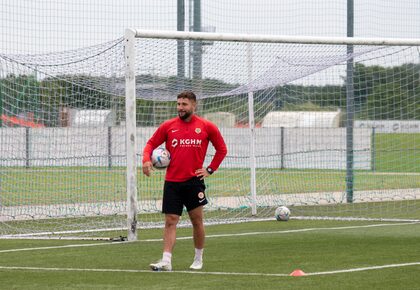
[142,90,227,271]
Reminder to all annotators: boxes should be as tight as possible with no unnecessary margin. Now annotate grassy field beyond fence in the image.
[0,133,418,206]
[373,133,419,172]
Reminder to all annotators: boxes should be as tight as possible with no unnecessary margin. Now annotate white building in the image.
[262,110,342,128]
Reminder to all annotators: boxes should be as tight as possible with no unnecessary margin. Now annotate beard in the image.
[178,110,193,120]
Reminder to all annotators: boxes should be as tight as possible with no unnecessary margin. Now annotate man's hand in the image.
[195,167,211,180]
[142,161,154,177]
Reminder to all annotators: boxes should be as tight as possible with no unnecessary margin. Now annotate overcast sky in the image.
[1,0,419,87]
[1,0,420,54]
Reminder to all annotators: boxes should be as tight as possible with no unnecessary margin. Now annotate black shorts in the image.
[162,177,208,216]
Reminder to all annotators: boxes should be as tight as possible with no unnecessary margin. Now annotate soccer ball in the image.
[151,147,171,169]
[275,206,290,221]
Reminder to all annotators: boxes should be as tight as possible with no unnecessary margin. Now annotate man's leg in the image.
[188,206,205,269]
[150,213,179,271]
[163,213,180,253]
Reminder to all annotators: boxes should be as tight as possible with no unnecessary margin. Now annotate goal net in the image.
[1,30,419,239]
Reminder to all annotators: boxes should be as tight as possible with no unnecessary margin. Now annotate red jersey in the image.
[143,115,227,182]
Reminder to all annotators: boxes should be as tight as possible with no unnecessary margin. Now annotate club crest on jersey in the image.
[198,192,205,199]
[195,128,201,134]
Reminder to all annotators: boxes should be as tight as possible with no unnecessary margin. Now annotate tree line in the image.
[0,63,418,127]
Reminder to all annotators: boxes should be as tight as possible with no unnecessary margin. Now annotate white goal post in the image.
[124,29,420,240]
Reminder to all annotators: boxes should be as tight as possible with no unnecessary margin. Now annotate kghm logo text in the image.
[171,138,202,148]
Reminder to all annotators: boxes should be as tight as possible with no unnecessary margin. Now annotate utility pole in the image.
[0,81,3,127]
[177,0,185,91]
[192,0,202,92]
[346,0,354,203]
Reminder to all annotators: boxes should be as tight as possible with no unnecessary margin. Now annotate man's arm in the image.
[142,124,167,176]
[206,122,227,172]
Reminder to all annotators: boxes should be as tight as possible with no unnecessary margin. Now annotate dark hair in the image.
[177,90,196,102]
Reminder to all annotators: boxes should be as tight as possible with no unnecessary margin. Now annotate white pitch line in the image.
[0,262,419,277]
[0,240,133,254]
[0,265,288,277]
[140,221,420,242]
[305,262,420,276]
[0,221,418,254]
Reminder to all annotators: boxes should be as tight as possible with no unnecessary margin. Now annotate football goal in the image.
[0,30,419,240]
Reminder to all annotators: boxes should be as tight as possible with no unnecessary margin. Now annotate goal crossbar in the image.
[129,29,420,46]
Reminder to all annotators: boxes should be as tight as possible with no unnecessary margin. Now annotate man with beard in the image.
[142,90,227,271]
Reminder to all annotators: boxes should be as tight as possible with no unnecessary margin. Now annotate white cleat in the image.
[150,260,172,272]
[189,259,203,270]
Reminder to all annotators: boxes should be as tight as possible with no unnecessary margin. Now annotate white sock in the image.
[194,248,203,261]
[162,251,172,263]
